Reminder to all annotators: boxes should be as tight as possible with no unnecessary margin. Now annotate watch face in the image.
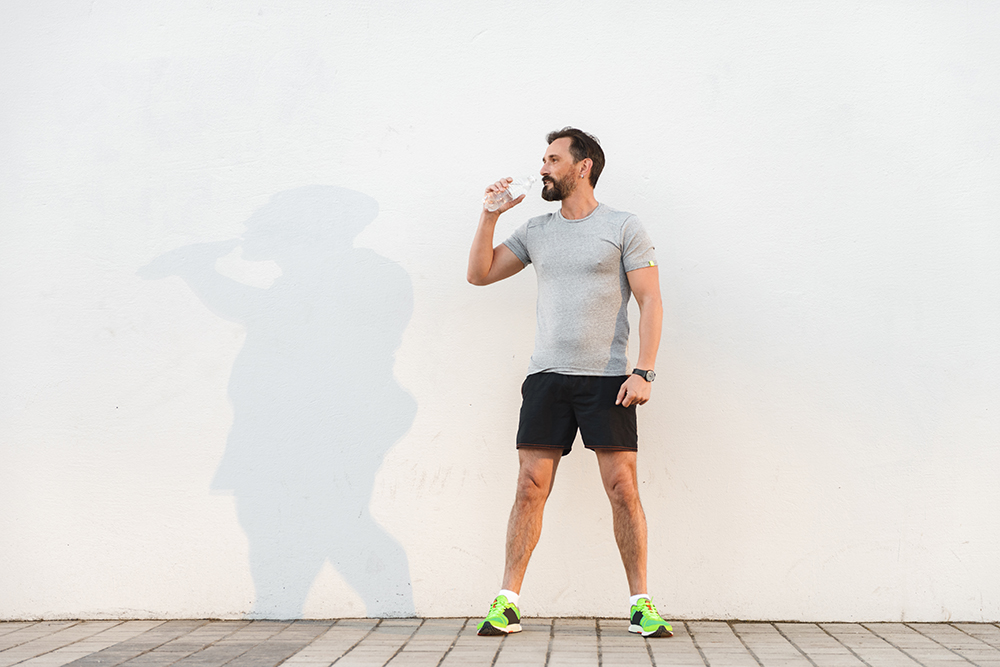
[646,370,656,382]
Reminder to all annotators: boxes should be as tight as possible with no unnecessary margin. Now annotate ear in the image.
[580,158,592,179]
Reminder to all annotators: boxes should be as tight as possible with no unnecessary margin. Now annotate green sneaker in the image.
[629,597,673,637]
[477,595,522,636]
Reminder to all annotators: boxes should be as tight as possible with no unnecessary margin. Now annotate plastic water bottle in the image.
[484,176,537,212]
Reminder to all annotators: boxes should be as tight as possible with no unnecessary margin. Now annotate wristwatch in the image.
[632,368,655,382]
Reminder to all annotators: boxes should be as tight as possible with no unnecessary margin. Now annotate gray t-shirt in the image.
[503,203,657,377]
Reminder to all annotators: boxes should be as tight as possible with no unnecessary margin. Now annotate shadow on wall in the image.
[139,186,416,618]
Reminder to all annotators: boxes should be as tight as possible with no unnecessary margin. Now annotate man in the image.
[466,128,672,638]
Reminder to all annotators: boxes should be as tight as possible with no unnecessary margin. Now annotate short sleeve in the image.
[503,221,532,266]
[621,215,657,272]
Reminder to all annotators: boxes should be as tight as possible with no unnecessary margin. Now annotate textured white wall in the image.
[2,1,999,621]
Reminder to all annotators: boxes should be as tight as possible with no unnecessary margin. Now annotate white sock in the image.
[498,589,520,606]
[630,593,651,607]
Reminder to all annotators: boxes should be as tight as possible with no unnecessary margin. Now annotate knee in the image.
[514,469,551,505]
[605,475,640,509]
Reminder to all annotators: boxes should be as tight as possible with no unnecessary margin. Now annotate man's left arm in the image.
[616,265,663,408]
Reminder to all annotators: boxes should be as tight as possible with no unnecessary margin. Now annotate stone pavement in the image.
[2,619,1000,667]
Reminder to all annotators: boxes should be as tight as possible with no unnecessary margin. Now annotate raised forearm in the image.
[467,210,501,285]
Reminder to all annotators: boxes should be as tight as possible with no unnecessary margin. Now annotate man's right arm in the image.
[467,180,526,286]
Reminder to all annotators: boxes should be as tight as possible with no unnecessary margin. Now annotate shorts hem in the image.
[516,443,569,450]
[583,443,638,452]
[516,443,572,456]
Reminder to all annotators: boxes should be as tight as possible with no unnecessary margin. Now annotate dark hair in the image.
[546,127,605,187]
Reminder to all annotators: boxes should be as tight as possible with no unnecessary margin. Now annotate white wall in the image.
[2,1,998,621]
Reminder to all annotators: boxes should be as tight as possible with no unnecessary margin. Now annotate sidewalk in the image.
[2,618,999,667]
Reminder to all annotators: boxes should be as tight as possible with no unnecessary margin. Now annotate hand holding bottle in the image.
[483,176,537,213]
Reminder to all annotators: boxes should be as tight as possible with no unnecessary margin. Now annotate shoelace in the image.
[638,598,663,620]
[489,597,508,614]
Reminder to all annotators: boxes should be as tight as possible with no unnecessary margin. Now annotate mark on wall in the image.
[139,186,416,618]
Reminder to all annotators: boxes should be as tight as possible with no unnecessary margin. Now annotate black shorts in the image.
[516,372,638,456]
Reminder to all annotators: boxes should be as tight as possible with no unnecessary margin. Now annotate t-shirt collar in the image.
[557,202,603,223]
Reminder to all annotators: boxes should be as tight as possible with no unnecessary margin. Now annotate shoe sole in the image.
[629,624,674,638]
[478,622,522,636]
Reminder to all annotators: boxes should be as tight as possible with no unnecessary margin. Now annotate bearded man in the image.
[466,127,672,638]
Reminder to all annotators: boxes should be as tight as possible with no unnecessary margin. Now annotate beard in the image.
[540,173,577,201]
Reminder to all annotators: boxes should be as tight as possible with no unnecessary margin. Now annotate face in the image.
[539,137,584,201]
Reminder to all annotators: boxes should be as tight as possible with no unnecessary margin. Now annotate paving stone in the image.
[324,620,421,667]
[909,621,999,659]
[645,626,704,666]
[436,623,500,667]
[0,625,38,639]
[1,623,84,652]
[283,621,376,664]
[383,654,444,666]
[1,623,133,667]
[219,620,331,667]
[683,621,764,667]
[954,624,1000,650]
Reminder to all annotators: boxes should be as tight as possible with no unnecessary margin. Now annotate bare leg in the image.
[595,450,648,595]
[501,448,563,593]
